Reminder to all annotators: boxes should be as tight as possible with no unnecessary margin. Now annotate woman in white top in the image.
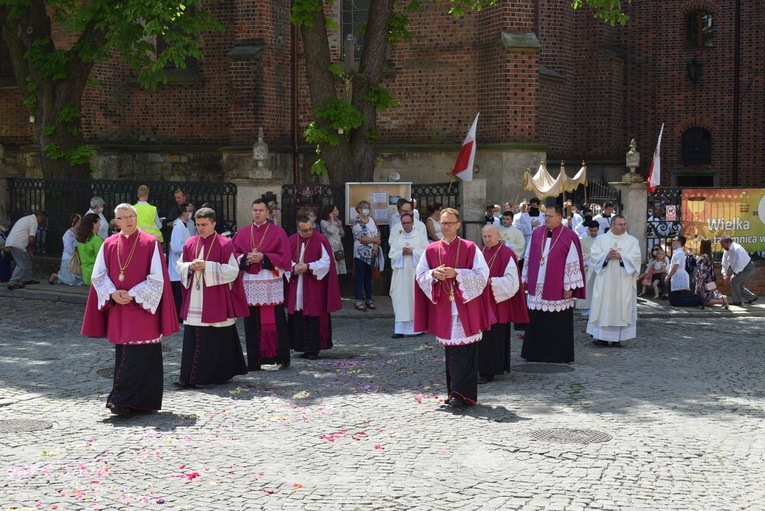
[352,200,381,311]
[320,204,347,275]
[49,213,84,286]
[425,202,443,242]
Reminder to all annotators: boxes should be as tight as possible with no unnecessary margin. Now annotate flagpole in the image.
[514,171,528,208]
[580,161,588,205]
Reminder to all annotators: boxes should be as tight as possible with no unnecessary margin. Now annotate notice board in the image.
[345,182,413,226]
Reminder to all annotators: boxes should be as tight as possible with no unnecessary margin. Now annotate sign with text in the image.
[681,188,765,252]
[345,182,413,226]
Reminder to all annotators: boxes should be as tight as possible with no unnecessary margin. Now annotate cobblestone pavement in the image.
[0,296,764,510]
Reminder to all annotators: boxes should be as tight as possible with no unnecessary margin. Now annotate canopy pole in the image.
[514,170,529,208]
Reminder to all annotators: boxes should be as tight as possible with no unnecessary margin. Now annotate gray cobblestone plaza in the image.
[1,289,764,510]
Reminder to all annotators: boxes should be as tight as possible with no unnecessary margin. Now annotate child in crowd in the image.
[637,246,659,296]
[638,245,669,298]
[649,247,669,298]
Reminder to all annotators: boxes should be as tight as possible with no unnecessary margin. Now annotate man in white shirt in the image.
[665,235,694,307]
[574,207,594,238]
[499,211,525,264]
[563,201,584,231]
[593,201,615,235]
[169,203,192,320]
[389,199,426,246]
[6,210,46,290]
[720,236,757,306]
[515,197,543,255]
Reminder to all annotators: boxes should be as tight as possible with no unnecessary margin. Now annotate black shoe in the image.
[591,340,609,347]
[7,283,24,290]
[173,381,194,389]
[731,302,743,306]
[109,405,133,416]
[248,364,262,371]
[23,279,40,285]
[391,333,404,339]
[278,362,290,370]
[305,354,318,360]
[477,376,493,385]
[746,297,758,305]
[448,396,465,408]
[609,342,622,348]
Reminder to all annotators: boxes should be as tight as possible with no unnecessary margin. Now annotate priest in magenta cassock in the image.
[176,208,249,387]
[586,215,641,347]
[414,208,493,408]
[286,216,342,360]
[521,204,585,363]
[388,213,428,338]
[232,199,292,370]
[82,203,179,416]
[478,224,529,383]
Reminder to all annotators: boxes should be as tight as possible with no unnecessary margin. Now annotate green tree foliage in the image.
[0,0,222,178]
[292,0,627,185]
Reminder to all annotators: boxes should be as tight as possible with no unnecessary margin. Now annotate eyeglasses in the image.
[116,214,137,220]
[440,221,459,226]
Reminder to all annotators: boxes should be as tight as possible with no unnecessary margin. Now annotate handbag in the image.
[641,268,653,286]
[705,281,717,291]
[69,247,82,275]
[334,249,345,261]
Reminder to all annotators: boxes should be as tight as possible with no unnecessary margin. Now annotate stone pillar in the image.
[460,178,486,243]
[231,180,283,231]
[611,182,649,262]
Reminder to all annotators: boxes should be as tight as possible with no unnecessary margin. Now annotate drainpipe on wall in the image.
[291,1,300,186]
[731,0,740,186]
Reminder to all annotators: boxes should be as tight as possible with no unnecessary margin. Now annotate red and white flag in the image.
[647,123,664,193]
[451,113,479,181]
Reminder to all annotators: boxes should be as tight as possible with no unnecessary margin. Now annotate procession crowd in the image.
[0,186,758,415]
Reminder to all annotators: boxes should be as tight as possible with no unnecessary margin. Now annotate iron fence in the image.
[7,178,237,256]
[647,187,683,254]
[570,177,623,212]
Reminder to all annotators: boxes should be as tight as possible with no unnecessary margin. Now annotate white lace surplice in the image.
[237,253,287,306]
[415,245,489,346]
[522,239,584,312]
[91,236,165,314]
